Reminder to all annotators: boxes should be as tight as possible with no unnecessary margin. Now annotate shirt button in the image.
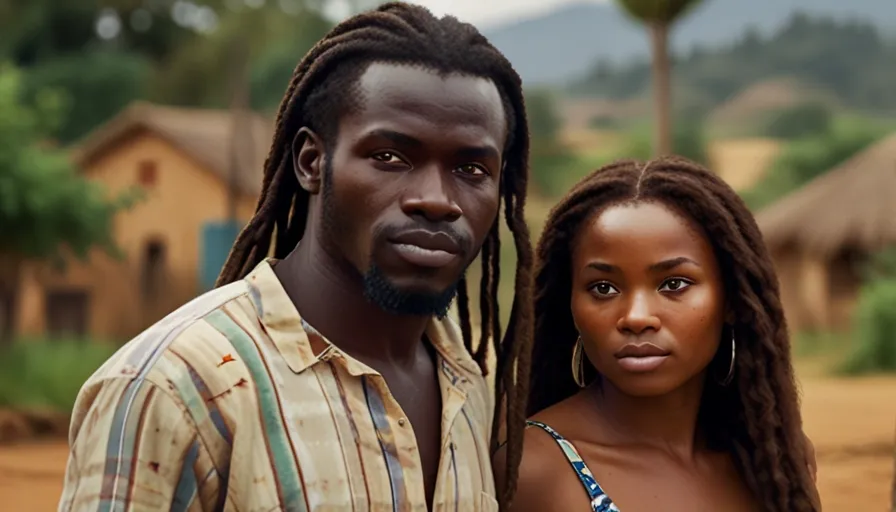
[398,417,407,427]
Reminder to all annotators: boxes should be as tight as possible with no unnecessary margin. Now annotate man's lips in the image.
[388,230,462,268]
[389,229,461,254]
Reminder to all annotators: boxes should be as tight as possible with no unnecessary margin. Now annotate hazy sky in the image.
[409,0,608,27]
[325,0,609,28]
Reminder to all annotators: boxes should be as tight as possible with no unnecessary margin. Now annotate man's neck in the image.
[274,241,431,367]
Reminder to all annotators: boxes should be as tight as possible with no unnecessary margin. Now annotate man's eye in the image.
[372,152,404,164]
[457,164,487,176]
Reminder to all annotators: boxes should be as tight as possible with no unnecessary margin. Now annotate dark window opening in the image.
[142,239,166,301]
[46,289,90,338]
[138,160,157,187]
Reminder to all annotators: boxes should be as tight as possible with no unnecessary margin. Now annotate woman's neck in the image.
[586,374,708,460]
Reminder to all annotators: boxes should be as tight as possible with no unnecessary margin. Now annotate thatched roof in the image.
[70,101,273,196]
[756,132,896,256]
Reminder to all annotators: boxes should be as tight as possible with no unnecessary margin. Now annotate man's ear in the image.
[292,127,325,194]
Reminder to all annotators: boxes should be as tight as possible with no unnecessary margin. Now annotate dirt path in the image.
[800,375,895,510]
[2,375,894,510]
[0,441,70,510]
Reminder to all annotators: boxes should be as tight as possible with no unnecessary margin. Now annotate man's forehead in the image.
[355,62,504,112]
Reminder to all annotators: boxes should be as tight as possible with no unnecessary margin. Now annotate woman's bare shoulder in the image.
[495,405,595,512]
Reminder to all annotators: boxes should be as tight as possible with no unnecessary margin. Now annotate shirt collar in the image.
[242,258,484,380]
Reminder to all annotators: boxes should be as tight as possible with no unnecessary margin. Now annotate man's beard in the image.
[362,263,459,318]
[321,158,461,318]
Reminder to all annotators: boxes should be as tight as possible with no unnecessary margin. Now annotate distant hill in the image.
[707,77,838,126]
[483,0,896,85]
[565,14,896,115]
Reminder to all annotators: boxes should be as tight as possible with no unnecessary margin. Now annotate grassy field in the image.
[0,338,118,412]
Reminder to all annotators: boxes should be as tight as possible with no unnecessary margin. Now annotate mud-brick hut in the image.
[756,132,896,332]
[8,102,270,342]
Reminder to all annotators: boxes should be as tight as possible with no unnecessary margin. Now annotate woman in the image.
[499,157,820,511]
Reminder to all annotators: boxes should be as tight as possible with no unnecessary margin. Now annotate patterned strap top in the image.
[526,420,621,512]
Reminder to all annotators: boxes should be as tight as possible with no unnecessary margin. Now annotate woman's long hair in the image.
[527,157,819,511]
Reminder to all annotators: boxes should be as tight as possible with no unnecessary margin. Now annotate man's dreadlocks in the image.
[214,3,534,507]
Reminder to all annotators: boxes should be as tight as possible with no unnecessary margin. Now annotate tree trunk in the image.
[227,36,250,224]
[649,21,672,157]
[0,255,22,343]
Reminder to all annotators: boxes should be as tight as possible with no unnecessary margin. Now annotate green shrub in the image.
[525,88,585,196]
[793,329,848,358]
[838,278,896,375]
[0,338,119,411]
[620,120,709,165]
[529,139,579,196]
[763,102,832,140]
[861,246,896,282]
[588,115,620,129]
[742,121,887,210]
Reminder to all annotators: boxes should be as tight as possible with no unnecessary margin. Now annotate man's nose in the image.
[400,167,463,222]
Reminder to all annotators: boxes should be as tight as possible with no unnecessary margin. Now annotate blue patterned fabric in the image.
[527,420,621,512]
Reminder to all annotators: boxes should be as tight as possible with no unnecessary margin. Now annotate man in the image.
[58,3,533,511]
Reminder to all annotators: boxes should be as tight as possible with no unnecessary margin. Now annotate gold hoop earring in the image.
[572,337,586,388]
[717,331,736,387]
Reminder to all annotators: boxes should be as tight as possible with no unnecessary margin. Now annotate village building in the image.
[9,102,270,342]
[756,132,896,331]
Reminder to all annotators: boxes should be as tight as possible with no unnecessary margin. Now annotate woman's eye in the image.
[591,282,619,297]
[659,278,691,292]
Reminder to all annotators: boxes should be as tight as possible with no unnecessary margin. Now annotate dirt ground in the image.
[1,375,894,510]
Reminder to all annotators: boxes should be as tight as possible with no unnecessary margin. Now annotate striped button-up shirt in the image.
[59,259,498,511]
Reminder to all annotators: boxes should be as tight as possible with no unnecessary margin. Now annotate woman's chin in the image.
[604,373,682,398]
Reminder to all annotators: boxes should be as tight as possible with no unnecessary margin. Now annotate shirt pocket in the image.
[480,492,499,512]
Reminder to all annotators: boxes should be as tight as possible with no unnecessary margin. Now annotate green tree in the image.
[149,1,333,108]
[526,88,562,141]
[1,0,192,142]
[525,88,576,195]
[764,102,833,140]
[1,0,213,66]
[0,0,98,65]
[23,49,151,143]
[613,0,705,156]
[1,1,335,140]
[0,64,139,337]
[621,119,709,166]
[838,248,896,375]
[249,18,332,111]
[742,122,887,210]
[572,14,896,116]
